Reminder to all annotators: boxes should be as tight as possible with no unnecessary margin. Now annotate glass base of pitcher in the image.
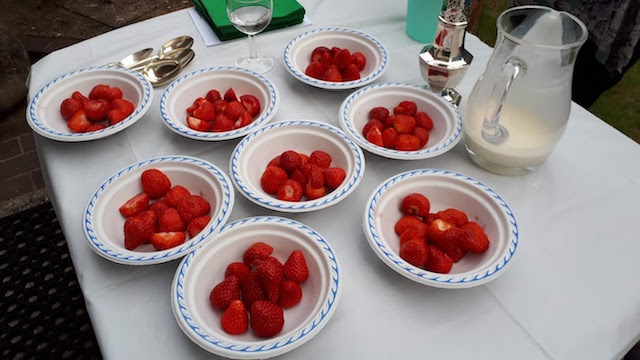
[465,144,538,176]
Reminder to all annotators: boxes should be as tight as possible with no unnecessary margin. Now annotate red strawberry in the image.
[436,208,469,227]
[157,208,186,232]
[242,242,274,268]
[394,215,427,235]
[401,193,431,217]
[137,210,157,242]
[164,185,191,207]
[239,94,261,117]
[192,100,216,121]
[277,180,303,202]
[399,227,426,246]
[110,98,135,116]
[211,114,234,132]
[71,91,89,104]
[85,123,107,132]
[205,89,221,103]
[233,111,253,129]
[224,262,252,285]
[362,119,384,137]
[255,257,283,303]
[278,280,302,309]
[187,215,211,238]
[322,64,343,82]
[427,219,467,262]
[176,195,211,224]
[241,272,265,309]
[305,61,326,79]
[60,98,82,120]
[304,184,326,200]
[267,155,281,168]
[150,231,186,250]
[309,150,332,168]
[224,101,245,121]
[323,167,346,190]
[394,101,418,116]
[351,51,367,71]
[365,126,383,147]
[290,169,306,186]
[250,301,284,338]
[261,166,289,194]
[186,116,211,132]
[278,150,302,174]
[149,200,170,218]
[394,134,421,151]
[412,127,430,147]
[283,250,308,283]
[107,109,128,125]
[67,110,91,133]
[341,63,361,81]
[383,114,396,128]
[369,107,389,121]
[382,127,398,148]
[221,299,248,335]
[392,114,416,134]
[311,46,331,63]
[424,245,453,273]
[141,169,171,199]
[119,192,149,218]
[414,111,434,131]
[209,275,241,311]
[212,99,227,114]
[330,47,342,57]
[306,164,325,188]
[123,215,154,250]
[460,221,490,254]
[89,84,111,100]
[332,48,352,71]
[224,88,238,103]
[107,87,123,101]
[399,238,428,268]
[186,97,206,115]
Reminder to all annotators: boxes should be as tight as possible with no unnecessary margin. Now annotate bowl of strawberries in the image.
[284,27,388,90]
[339,83,463,160]
[160,66,279,141]
[83,155,234,265]
[171,216,341,359]
[363,169,519,288]
[27,66,153,142]
[230,119,365,213]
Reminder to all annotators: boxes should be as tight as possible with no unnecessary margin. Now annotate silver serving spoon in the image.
[129,48,195,72]
[106,48,154,68]
[141,59,181,87]
[158,36,193,57]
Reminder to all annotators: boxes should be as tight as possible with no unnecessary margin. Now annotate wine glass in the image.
[226,0,274,74]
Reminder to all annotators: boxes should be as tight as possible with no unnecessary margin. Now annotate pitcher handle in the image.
[481,56,527,144]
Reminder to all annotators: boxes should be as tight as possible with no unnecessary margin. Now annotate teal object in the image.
[406,0,444,44]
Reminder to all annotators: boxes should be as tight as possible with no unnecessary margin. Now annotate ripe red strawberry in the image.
[305,61,326,79]
[277,180,303,202]
[283,250,308,283]
[187,116,211,132]
[212,99,227,114]
[383,114,397,128]
[401,193,431,217]
[424,245,453,273]
[362,119,384,137]
[298,153,308,166]
[141,169,171,199]
[394,134,421,151]
[427,219,466,262]
[192,100,216,121]
[60,98,82,120]
[224,88,238,103]
[176,195,211,224]
[232,111,253,129]
[71,91,89,104]
[278,150,302,173]
[89,84,111,100]
[306,164,324,188]
[107,87,123,101]
[365,126,383,147]
[394,215,427,235]
[107,109,128,125]
[304,184,326,200]
[250,301,284,338]
[394,101,418,116]
[399,227,426,246]
[157,208,186,232]
[382,127,398,148]
[205,89,221,103]
[341,63,361,81]
[119,192,150,218]
[311,46,331,63]
[209,275,241,311]
[186,97,206,115]
[239,94,261,117]
[85,123,107,132]
[67,110,91,133]
[399,238,428,268]
[436,208,469,227]
[224,100,246,120]
[351,51,367,71]
[221,299,248,335]
[137,210,157,242]
[110,98,134,116]
[460,221,490,253]
[323,167,346,190]
[309,150,332,169]
[392,114,416,134]
[224,262,252,285]
[278,280,302,309]
[267,155,281,168]
[164,185,191,207]
[187,215,211,238]
[322,64,343,82]
[289,169,306,186]
[261,166,289,194]
[332,48,353,71]
[211,114,234,132]
[123,215,154,250]
[369,107,389,121]
[415,111,434,130]
[413,127,430,147]
[255,257,283,303]
[242,242,274,268]
[149,200,170,218]
[330,46,342,57]
[241,272,265,309]
[150,231,186,250]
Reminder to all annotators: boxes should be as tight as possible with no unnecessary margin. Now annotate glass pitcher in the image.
[464,5,588,175]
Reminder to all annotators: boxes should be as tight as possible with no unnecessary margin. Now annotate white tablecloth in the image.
[28,1,640,359]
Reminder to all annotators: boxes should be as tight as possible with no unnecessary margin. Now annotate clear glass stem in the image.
[247,34,258,61]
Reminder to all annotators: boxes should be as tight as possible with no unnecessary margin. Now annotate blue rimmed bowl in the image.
[364,169,518,289]
[230,120,365,213]
[83,155,234,265]
[339,83,462,160]
[160,66,279,141]
[171,216,341,359]
[284,27,388,90]
[27,66,153,142]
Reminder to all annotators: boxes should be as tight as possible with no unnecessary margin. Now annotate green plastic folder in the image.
[191,0,306,41]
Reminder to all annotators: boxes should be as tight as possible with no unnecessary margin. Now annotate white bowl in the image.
[172,216,341,359]
[230,120,365,213]
[27,66,153,142]
[160,66,279,141]
[339,83,462,160]
[83,155,234,265]
[284,27,389,90]
[364,169,518,288]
